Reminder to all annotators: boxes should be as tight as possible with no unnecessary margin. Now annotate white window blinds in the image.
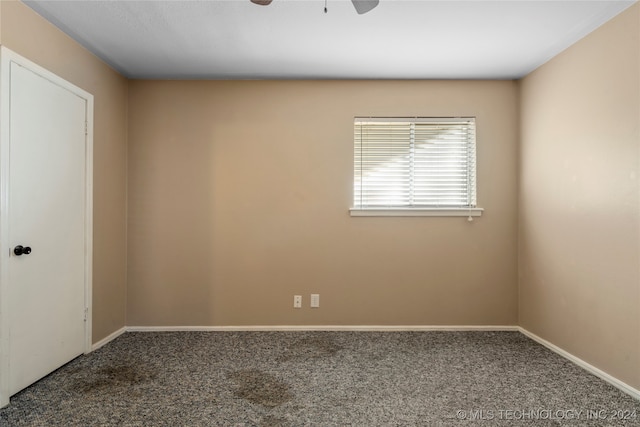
[354,117,476,209]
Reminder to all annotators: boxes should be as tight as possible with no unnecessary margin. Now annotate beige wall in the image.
[519,4,640,389]
[127,80,519,326]
[1,0,128,343]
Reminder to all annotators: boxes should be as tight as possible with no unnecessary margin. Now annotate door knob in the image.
[14,245,31,256]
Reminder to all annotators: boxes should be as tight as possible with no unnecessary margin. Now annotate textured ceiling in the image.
[24,0,636,79]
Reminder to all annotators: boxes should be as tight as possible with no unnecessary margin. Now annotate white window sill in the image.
[349,208,484,217]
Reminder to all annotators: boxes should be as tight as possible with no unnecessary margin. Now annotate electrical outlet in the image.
[310,294,320,308]
[293,295,302,308]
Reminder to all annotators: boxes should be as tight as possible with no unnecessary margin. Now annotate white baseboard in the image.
[126,325,520,332]
[90,326,126,351]
[519,327,640,401]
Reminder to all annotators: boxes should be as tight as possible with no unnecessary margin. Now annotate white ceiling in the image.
[24,0,636,80]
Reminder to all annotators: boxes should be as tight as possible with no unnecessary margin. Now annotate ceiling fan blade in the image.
[250,0,273,5]
[351,0,379,14]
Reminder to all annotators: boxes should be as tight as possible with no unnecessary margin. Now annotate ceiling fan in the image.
[250,0,379,15]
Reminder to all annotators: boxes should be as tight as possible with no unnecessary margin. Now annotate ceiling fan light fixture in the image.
[250,0,273,5]
[351,0,379,14]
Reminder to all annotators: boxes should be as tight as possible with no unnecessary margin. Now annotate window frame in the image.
[350,117,483,217]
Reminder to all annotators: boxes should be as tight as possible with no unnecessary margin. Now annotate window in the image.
[351,117,482,217]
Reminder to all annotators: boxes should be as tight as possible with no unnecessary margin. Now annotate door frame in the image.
[0,47,93,408]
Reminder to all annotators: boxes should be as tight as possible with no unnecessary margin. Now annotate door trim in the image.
[0,46,93,408]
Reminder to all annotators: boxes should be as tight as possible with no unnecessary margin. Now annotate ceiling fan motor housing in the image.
[250,0,379,14]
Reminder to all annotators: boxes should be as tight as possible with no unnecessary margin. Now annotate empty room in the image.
[0,0,639,425]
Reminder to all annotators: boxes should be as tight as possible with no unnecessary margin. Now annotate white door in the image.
[2,53,92,398]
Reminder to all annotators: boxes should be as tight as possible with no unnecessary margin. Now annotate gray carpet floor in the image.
[0,331,639,426]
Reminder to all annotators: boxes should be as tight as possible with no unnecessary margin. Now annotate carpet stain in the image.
[71,364,156,393]
[277,336,342,362]
[228,369,293,408]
